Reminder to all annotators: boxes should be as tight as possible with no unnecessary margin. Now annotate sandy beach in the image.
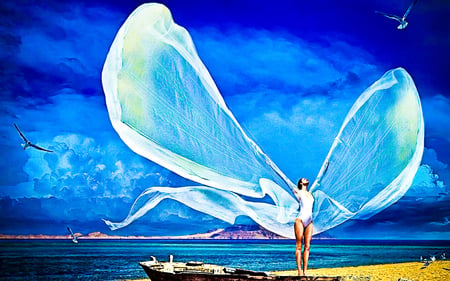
[129,260,450,281]
[273,260,450,281]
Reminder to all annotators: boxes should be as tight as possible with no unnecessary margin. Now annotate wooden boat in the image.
[139,256,341,281]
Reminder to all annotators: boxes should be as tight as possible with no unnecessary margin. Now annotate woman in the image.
[294,178,314,276]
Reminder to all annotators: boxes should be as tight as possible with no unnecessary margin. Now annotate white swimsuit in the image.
[298,191,314,227]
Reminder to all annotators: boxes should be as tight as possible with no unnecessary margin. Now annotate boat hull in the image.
[139,261,340,281]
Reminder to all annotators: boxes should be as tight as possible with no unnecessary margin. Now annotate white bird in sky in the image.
[14,123,53,152]
[67,226,79,244]
[375,0,418,30]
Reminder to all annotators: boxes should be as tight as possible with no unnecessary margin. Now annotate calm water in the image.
[0,239,449,280]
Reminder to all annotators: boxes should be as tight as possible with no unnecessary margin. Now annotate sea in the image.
[1,239,449,280]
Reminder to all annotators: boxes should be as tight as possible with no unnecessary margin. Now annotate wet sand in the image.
[273,260,450,281]
[129,260,450,281]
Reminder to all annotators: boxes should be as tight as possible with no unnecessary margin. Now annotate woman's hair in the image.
[297,178,309,189]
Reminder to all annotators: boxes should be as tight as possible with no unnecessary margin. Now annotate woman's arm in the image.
[293,189,302,202]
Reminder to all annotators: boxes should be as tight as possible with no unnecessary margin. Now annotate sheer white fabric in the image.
[102,3,424,238]
[310,68,424,234]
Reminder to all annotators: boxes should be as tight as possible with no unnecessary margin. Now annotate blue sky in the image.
[0,0,449,239]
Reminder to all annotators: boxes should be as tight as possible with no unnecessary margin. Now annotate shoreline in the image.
[127,261,450,281]
[1,234,449,243]
[275,260,450,281]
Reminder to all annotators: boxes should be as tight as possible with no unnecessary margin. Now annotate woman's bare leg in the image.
[302,223,313,275]
[294,218,304,276]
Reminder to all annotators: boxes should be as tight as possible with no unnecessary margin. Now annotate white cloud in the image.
[1,89,169,201]
[407,164,446,197]
[422,147,448,170]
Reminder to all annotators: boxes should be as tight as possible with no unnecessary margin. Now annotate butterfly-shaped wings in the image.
[101,3,424,238]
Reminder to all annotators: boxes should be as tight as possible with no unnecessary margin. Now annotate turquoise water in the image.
[0,239,448,280]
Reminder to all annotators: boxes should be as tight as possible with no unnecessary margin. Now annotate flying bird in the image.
[67,226,79,244]
[375,0,418,30]
[14,123,53,152]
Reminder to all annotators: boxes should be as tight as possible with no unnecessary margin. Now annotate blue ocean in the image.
[1,239,449,280]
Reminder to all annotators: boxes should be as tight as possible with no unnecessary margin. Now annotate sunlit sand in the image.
[128,260,450,281]
[273,260,450,281]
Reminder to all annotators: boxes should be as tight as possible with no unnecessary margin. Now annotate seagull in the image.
[14,123,53,152]
[375,0,418,30]
[67,226,79,244]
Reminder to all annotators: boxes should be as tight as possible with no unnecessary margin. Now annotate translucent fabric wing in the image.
[102,3,298,237]
[311,68,424,234]
[101,3,294,197]
[101,3,424,238]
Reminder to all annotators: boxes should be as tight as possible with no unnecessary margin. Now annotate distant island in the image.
[0,224,333,240]
[0,225,287,240]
